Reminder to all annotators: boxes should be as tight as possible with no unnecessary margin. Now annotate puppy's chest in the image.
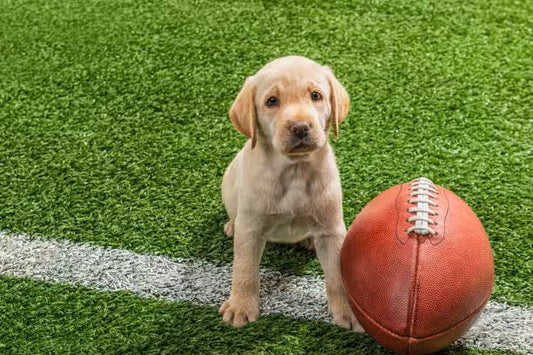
[272,163,323,210]
[249,162,339,242]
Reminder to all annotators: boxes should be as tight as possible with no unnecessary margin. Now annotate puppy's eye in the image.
[310,91,322,101]
[266,96,279,107]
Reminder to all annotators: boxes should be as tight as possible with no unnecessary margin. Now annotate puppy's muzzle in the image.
[288,121,315,152]
[290,122,311,139]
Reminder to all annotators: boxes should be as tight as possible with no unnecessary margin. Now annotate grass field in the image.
[0,0,531,353]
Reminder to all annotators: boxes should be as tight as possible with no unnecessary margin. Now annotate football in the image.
[341,178,494,354]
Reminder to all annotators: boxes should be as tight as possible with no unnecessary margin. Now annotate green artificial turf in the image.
[0,276,511,355]
[0,0,531,310]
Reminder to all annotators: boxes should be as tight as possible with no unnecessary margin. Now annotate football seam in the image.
[394,183,403,244]
[407,234,422,337]
[346,288,491,341]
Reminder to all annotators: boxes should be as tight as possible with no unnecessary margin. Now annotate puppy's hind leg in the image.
[224,220,235,237]
[298,237,315,251]
[222,158,239,238]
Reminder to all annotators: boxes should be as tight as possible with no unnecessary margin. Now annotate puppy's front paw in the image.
[219,296,259,327]
[330,298,364,332]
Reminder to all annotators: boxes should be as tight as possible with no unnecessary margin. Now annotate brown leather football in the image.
[341,178,494,354]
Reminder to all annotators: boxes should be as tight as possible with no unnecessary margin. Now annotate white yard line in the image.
[0,232,531,353]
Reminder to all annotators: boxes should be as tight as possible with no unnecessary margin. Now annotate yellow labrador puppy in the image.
[220,56,361,331]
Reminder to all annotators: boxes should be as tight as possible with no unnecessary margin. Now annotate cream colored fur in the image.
[220,56,362,331]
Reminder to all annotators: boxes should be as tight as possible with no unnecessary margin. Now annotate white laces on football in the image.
[406,177,438,236]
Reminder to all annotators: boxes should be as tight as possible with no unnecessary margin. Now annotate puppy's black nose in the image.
[290,122,311,139]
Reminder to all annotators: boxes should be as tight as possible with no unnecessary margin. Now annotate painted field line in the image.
[0,232,531,353]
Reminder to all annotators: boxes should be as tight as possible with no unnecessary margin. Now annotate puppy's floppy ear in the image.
[324,66,349,138]
[229,76,257,148]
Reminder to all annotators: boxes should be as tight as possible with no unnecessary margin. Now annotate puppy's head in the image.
[229,56,349,156]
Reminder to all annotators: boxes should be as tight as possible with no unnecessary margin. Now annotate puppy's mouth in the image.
[287,140,316,155]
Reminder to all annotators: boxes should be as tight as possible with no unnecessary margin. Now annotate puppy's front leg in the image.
[314,231,364,332]
[220,219,266,327]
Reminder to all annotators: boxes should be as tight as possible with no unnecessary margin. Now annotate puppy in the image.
[220,56,361,331]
